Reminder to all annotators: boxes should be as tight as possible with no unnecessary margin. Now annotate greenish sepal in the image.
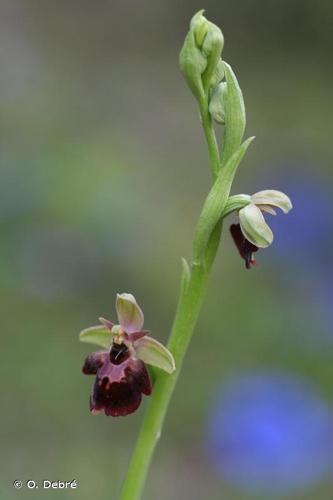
[193,137,254,263]
[251,190,293,214]
[222,194,252,217]
[209,81,227,124]
[220,62,246,166]
[239,203,273,248]
[79,325,113,349]
[134,336,176,374]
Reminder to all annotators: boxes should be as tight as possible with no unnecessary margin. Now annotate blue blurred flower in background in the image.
[259,164,333,342]
[206,372,333,496]
[263,165,333,269]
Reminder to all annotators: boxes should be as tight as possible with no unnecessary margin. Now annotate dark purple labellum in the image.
[230,223,259,269]
[82,349,152,417]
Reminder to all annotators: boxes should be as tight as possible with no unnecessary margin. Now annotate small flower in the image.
[230,190,292,268]
[80,293,175,417]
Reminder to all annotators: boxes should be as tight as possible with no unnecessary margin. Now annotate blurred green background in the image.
[1,1,333,499]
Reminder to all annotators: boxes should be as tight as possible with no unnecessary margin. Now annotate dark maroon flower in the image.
[82,347,152,417]
[230,223,259,269]
[80,293,175,417]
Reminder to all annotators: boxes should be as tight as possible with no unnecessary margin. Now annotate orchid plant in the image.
[79,10,292,500]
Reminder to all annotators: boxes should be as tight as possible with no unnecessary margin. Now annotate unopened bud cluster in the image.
[180,11,292,268]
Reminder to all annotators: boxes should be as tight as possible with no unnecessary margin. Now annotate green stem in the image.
[119,262,211,500]
[120,95,222,500]
[198,94,220,180]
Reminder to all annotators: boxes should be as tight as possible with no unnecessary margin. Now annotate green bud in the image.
[179,12,207,100]
[201,20,224,92]
[190,9,209,46]
[210,58,225,90]
[179,11,224,100]
[209,82,227,124]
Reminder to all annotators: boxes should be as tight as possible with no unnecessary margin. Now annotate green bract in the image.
[220,62,246,166]
[209,82,227,124]
[209,59,225,90]
[193,137,254,263]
